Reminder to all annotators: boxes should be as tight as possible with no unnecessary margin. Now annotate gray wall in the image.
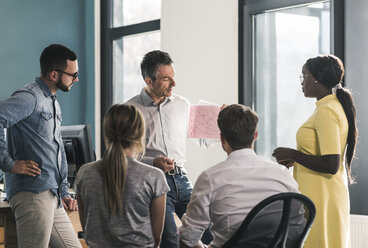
[0,0,95,145]
[346,0,368,215]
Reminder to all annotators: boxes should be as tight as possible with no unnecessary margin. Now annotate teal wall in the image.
[0,0,95,146]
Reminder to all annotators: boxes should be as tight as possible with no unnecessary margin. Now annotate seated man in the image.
[179,104,303,248]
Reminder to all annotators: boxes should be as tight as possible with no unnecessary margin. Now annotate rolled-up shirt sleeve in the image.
[0,91,36,172]
[142,156,155,166]
[0,119,15,172]
[179,171,212,247]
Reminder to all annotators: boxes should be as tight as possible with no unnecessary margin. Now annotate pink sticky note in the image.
[187,105,221,139]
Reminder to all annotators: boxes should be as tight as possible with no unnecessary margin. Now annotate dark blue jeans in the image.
[160,174,192,248]
[161,174,213,248]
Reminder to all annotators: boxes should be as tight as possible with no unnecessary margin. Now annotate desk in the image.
[66,210,87,247]
[0,199,17,247]
[0,198,87,248]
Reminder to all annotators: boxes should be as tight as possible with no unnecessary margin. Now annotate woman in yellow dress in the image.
[272,55,357,248]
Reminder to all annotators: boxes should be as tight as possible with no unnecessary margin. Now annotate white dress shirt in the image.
[126,89,190,168]
[179,148,300,248]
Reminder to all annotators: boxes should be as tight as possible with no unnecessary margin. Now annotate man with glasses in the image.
[0,44,82,247]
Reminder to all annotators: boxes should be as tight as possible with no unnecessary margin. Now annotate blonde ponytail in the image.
[101,104,145,215]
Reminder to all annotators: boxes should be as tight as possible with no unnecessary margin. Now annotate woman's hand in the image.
[272,147,296,168]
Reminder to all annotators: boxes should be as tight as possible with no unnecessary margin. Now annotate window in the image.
[239,0,343,158]
[101,0,161,150]
[112,0,161,27]
[112,31,160,103]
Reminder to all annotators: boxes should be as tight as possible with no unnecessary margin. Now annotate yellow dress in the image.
[294,94,350,248]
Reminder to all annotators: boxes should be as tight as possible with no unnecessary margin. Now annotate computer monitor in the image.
[61,124,95,187]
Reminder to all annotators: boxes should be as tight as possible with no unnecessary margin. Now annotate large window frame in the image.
[238,0,344,107]
[100,0,160,152]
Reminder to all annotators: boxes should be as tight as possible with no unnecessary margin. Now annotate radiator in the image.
[351,214,368,248]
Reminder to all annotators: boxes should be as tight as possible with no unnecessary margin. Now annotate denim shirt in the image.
[0,77,69,202]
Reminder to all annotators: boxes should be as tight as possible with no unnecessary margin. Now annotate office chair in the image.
[221,192,316,248]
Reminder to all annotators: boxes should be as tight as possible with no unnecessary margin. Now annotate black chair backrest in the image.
[221,192,316,248]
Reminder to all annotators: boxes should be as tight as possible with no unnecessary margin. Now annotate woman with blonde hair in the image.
[75,104,169,247]
[273,55,357,248]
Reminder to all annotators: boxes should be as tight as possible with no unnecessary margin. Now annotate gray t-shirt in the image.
[75,157,170,248]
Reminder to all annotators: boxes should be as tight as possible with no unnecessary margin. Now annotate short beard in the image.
[56,77,70,92]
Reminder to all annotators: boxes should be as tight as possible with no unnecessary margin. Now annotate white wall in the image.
[161,0,238,183]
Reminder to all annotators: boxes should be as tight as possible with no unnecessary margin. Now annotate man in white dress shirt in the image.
[126,50,211,247]
[179,104,302,248]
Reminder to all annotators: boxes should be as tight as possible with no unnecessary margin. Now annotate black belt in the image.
[167,165,187,175]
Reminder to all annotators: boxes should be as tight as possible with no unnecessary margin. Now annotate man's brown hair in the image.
[217,104,258,150]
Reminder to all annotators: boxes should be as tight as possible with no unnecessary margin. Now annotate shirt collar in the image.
[315,93,336,107]
[140,88,173,106]
[36,77,55,98]
[227,148,256,160]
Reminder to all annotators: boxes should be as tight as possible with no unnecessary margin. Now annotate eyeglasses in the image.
[299,74,312,83]
[55,70,78,81]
